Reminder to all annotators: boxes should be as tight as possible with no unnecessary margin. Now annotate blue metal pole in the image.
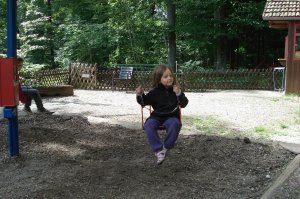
[4,108,19,157]
[7,0,17,58]
[5,0,19,157]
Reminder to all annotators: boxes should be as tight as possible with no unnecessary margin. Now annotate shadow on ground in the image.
[0,114,296,199]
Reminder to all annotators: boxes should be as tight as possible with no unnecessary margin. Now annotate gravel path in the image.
[37,89,300,135]
[185,90,299,131]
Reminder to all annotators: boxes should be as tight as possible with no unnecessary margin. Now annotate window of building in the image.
[294,24,300,59]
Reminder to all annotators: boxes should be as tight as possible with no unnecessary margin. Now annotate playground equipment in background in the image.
[0,58,20,107]
[272,67,285,92]
[1,0,20,157]
[0,58,20,158]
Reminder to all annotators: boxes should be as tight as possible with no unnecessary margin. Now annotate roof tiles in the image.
[263,0,300,20]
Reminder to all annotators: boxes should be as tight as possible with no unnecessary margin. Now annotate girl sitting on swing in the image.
[136,64,189,165]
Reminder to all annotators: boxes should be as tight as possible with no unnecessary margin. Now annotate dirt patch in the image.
[1,90,299,198]
[0,113,296,198]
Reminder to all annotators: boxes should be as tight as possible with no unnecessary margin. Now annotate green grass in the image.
[182,115,239,137]
[182,115,289,140]
[283,93,299,100]
[272,93,300,103]
[250,125,288,138]
[255,126,266,133]
[271,98,280,102]
[272,93,300,102]
[280,123,289,129]
[182,116,245,138]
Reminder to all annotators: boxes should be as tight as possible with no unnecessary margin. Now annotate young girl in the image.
[136,65,189,165]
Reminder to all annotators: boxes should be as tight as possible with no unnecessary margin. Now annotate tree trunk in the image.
[47,0,55,68]
[167,0,176,71]
[214,3,228,70]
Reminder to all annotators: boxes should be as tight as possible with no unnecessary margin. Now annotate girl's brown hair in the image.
[152,64,177,87]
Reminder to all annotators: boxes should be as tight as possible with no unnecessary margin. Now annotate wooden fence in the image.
[20,63,279,92]
[69,63,97,89]
[20,68,69,87]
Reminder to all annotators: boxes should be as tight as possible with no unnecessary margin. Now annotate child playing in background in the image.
[17,57,52,113]
[136,65,189,165]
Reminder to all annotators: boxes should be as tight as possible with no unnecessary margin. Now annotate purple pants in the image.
[144,117,181,152]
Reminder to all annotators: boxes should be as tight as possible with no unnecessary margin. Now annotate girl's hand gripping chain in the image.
[173,84,181,96]
[136,85,144,96]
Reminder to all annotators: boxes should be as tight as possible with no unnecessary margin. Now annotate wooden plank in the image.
[37,85,74,97]
[260,155,300,199]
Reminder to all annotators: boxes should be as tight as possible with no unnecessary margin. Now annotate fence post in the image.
[93,64,97,89]
[68,63,72,85]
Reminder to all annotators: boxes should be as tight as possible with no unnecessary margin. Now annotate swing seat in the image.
[141,106,182,130]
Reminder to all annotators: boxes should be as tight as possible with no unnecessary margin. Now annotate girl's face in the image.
[160,68,174,88]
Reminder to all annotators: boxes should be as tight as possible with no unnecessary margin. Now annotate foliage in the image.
[0,0,288,72]
[176,0,286,69]
[179,60,207,72]
[55,22,117,67]
[0,0,6,53]
[19,0,55,68]
[107,0,168,64]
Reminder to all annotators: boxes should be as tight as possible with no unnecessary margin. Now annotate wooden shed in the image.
[263,0,300,95]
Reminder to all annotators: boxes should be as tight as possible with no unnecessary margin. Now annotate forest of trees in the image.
[0,0,287,72]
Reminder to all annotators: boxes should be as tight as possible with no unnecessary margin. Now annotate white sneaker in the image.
[155,147,168,165]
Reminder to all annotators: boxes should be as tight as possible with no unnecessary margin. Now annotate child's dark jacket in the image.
[136,84,188,120]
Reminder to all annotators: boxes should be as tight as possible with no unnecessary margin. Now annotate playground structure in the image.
[263,0,300,95]
[0,0,20,157]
